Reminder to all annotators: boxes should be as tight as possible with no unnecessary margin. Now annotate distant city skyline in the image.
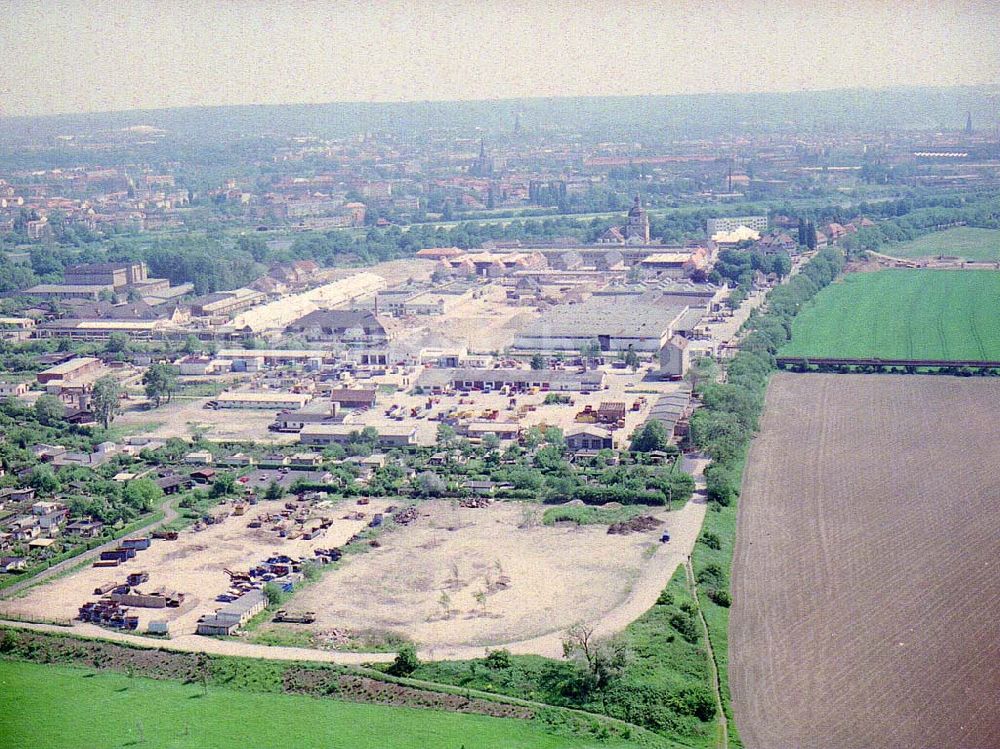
[2,0,999,117]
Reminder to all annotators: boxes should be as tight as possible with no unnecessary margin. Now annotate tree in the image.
[685,356,718,392]
[623,345,640,373]
[105,332,129,354]
[436,423,456,446]
[484,648,513,670]
[33,394,65,426]
[264,480,285,500]
[562,624,632,704]
[123,478,163,513]
[182,334,202,355]
[387,643,419,677]
[481,432,501,452]
[529,353,545,370]
[91,376,123,429]
[263,581,285,607]
[30,464,61,494]
[415,471,446,497]
[630,420,670,453]
[210,471,237,498]
[142,363,177,408]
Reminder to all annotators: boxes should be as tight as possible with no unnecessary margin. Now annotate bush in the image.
[668,607,700,643]
[707,588,732,607]
[484,648,513,670]
[699,531,721,550]
[263,582,286,608]
[387,643,420,677]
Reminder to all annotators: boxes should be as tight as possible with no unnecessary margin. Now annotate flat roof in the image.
[440,367,604,385]
[39,357,101,375]
[25,284,112,293]
[215,391,309,403]
[301,423,415,437]
[642,253,697,264]
[517,297,689,340]
[216,349,330,359]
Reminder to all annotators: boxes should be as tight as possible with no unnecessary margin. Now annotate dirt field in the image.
[730,374,1000,749]
[278,498,699,653]
[1,496,396,635]
[116,396,296,443]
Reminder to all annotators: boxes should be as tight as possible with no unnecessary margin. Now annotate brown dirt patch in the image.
[730,374,1000,749]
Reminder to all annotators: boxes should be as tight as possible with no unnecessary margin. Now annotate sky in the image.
[1,0,998,117]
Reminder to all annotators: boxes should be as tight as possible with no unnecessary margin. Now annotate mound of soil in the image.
[607,516,663,535]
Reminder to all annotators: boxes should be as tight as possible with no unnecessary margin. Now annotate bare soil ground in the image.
[1,496,395,636]
[116,396,294,443]
[730,373,1000,749]
[275,497,705,656]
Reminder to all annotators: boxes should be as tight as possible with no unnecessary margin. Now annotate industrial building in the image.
[212,391,311,410]
[419,367,605,393]
[706,215,769,234]
[196,589,266,636]
[36,357,104,385]
[513,296,692,353]
[299,423,417,447]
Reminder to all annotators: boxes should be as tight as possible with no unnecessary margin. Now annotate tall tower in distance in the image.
[471,138,495,177]
[965,111,973,135]
[626,195,651,244]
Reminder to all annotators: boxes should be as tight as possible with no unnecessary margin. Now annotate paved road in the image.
[0,498,181,600]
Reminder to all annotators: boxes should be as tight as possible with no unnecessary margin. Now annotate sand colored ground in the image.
[1,495,396,636]
[730,374,1000,749]
[276,496,706,658]
[116,395,295,443]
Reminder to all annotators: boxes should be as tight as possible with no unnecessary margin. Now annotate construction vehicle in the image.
[273,610,317,624]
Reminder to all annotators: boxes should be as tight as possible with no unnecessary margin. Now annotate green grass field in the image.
[781,270,1000,360]
[542,505,650,526]
[0,660,647,749]
[882,227,1000,261]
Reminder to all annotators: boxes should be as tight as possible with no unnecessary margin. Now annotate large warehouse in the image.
[513,296,692,352]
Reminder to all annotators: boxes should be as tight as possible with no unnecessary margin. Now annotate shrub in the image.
[387,643,420,677]
[655,589,674,606]
[707,588,732,607]
[668,608,700,643]
[484,648,513,670]
[699,531,721,550]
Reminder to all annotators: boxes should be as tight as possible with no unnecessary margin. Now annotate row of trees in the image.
[690,247,845,504]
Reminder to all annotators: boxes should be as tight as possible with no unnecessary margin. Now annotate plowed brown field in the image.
[730,373,1000,749]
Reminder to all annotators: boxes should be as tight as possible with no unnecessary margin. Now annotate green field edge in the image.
[0,625,674,748]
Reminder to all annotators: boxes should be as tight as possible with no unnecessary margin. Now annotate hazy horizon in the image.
[2,0,999,118]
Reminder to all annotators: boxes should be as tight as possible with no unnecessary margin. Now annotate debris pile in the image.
[459,497,491,508]
[607,516,663,535]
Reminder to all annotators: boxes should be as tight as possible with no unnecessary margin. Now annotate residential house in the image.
[65,518,105,538]
[565,426,614,453]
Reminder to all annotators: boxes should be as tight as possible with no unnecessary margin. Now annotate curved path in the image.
[0,498,181,600]
[423,490,708,661]
[0,618,393,665]
[0,492,704,666]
